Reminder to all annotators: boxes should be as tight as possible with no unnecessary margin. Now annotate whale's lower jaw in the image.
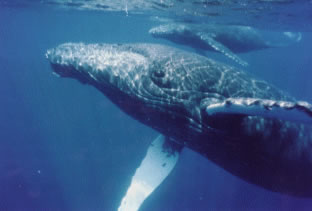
[50,63,94,85]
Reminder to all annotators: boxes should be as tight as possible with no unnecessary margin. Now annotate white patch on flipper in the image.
[118,135,180,211]
[197,32,249,67]
[205,98,312,125]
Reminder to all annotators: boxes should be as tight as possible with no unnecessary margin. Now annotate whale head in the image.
[46,43,209,139]
[149,23,190,39]
[46,43,151,87]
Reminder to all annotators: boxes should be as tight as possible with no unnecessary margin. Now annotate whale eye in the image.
[150,62,174,89]
[151,70,173,89]
[153,69,165,78]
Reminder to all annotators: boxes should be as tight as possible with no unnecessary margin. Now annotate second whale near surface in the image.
[149,23,302,66]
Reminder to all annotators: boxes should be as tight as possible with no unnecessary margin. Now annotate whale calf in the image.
[149,23,302,66]
[46,43,312,210]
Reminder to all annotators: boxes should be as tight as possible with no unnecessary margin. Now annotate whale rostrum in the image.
[46,43,312,210]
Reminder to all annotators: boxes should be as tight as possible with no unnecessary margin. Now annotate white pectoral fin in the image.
[197,32,248,67]
[204,97,312,124]
[118,135,182,211]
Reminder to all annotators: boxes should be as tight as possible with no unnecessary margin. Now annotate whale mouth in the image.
[46,43,151,87]
[49,62,93,84]
[46,46,94,84]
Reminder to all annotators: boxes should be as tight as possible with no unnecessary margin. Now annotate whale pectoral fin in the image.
[197,32,249,67]
[203,97,312,124]
[118,135,182,211]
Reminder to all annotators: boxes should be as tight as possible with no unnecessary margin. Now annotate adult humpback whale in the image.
[149,23,302,66]
[46,43,312,210]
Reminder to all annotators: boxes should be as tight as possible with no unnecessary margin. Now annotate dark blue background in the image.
[0,4,312,211]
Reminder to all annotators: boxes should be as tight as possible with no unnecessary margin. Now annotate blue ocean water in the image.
[1,2,312,211]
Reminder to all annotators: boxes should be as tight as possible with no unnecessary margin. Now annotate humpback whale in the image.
[149,23,302,66]
[46,43,312,210]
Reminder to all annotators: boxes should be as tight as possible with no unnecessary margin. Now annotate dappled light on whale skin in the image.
[47,42,312,211]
